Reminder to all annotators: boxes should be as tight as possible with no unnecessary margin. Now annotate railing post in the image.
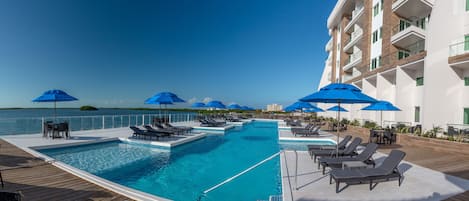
[142,115,145,126]
[102,116,105,129]
[128,115,130,127]
[187,114,190,122]
[169,114,172,123]
[41,117,44,134]
[121,115,123,128]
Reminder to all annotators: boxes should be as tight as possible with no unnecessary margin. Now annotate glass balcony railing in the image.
[392,19,426,36]
[345,28,363,47]
[397,40,425,60]
[449,40,469,57]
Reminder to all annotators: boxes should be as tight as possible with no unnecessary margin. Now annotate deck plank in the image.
[0,139,133,201]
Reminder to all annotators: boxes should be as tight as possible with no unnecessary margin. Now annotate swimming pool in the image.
[38,121,334,201]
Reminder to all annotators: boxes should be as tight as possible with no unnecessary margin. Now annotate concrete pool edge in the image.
[1,137,170,201]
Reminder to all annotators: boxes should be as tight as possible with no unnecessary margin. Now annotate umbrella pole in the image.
[336,102,340,158]
[381,110,383,128]
[54,101,57,123]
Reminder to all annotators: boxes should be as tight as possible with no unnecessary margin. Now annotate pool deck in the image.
[0,139,134,201]
[0,121,210,201]
[278,122,469,201]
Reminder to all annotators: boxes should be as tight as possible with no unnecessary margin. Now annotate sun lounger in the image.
[294,126,320,137]
[199,119,225,127]
[291,124,313,133]
[143,125,176,135]
[319,143,378,174]
[310,137,362,162]
[330,150,406,193]
[308,135,352,153]
[130,126,169,140]
[162,122,192,133]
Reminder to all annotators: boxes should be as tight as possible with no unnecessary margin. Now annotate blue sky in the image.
[0,0,336,109]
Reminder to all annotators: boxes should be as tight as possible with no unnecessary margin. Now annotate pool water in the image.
[39,121,333,201]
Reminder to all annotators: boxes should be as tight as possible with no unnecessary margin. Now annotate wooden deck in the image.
[0,139,133,201]
[337,128,469,201]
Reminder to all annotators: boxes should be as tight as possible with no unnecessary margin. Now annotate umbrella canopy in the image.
[206,100,226,109]
[227,103,242,110]
[304,107,325,113]
[33,90,78,102]
[300,83,377,157]
[240,106,255,111]
[32,89,78,121]
[145,92,185,105]
[145,92,185,121]
[191,102,206,108]
[286,101,324,112]
[327,105,348,112]
[300,83,377,104]
[362,100,400,111]
[362,100,400,127]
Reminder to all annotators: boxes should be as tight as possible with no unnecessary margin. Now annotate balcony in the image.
[325,38,333,52]
[448,40,469,69]
[392,0,433,19]
[326,55,332,66]
[391,22,426,48]
[343,50,362,71]
[343,27,363,53]
[344,6,364,33]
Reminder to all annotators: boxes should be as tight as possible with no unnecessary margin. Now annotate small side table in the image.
[342,161,367,170]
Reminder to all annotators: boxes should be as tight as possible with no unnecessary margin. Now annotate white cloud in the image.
[188,97,197,104]
[202,97,212,103]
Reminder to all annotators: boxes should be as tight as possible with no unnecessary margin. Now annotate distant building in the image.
[266,104,283,112]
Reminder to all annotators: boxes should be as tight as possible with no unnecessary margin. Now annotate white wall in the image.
[422,0,468,130]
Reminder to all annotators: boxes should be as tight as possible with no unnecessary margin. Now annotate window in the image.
[465,77,469,86]
[399,20,411,31]
[465,108,469,124]
[372,30,378,43]
[416,77,424,86]
[398,50,410,60]
[379,27,382,39]
[415,107,420,122]
[381,0,384,10]
[373,4,379,16]
[465,35,469,51]
[378,55,382,67]
[466,0,469,11]
[370,58,377,70]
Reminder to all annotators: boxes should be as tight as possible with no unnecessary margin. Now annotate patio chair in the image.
[163,122,192,133]
[291,124,313,133]
[307,135,352,153]
[129,126,168,140]
[330,150,406,193]
[447,126,459,136]
[143,125,175,135]
[311,137,362,162]
[319,143,378,174]
[53,122,69,139]
[294,126,320,137]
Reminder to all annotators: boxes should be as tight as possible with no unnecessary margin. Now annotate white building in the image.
[266,104,283,112]
[317,0,469,131]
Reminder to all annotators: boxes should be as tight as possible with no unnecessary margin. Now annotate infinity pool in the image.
[38,121,334,201]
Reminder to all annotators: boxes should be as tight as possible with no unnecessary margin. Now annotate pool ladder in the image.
[196,151,282,201]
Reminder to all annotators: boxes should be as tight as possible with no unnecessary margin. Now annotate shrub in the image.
[363,121,377,129]
[349,119,360,126]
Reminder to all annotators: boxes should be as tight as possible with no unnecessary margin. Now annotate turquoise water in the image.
[39,121,333,201]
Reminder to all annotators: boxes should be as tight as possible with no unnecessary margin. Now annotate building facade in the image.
[266,104,283,112]
[317,0,469,131]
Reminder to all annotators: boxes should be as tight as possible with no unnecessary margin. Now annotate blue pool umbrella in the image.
[191,102,206,108]
[227,103,242,110]
[303,107,325,113]
[362,100,400,127]
[286,101,324,113]
[327,105,348,112]
[206,100,226,109]
[33,89,78,121]
[300,83,377,156]
[145,92,185,120]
